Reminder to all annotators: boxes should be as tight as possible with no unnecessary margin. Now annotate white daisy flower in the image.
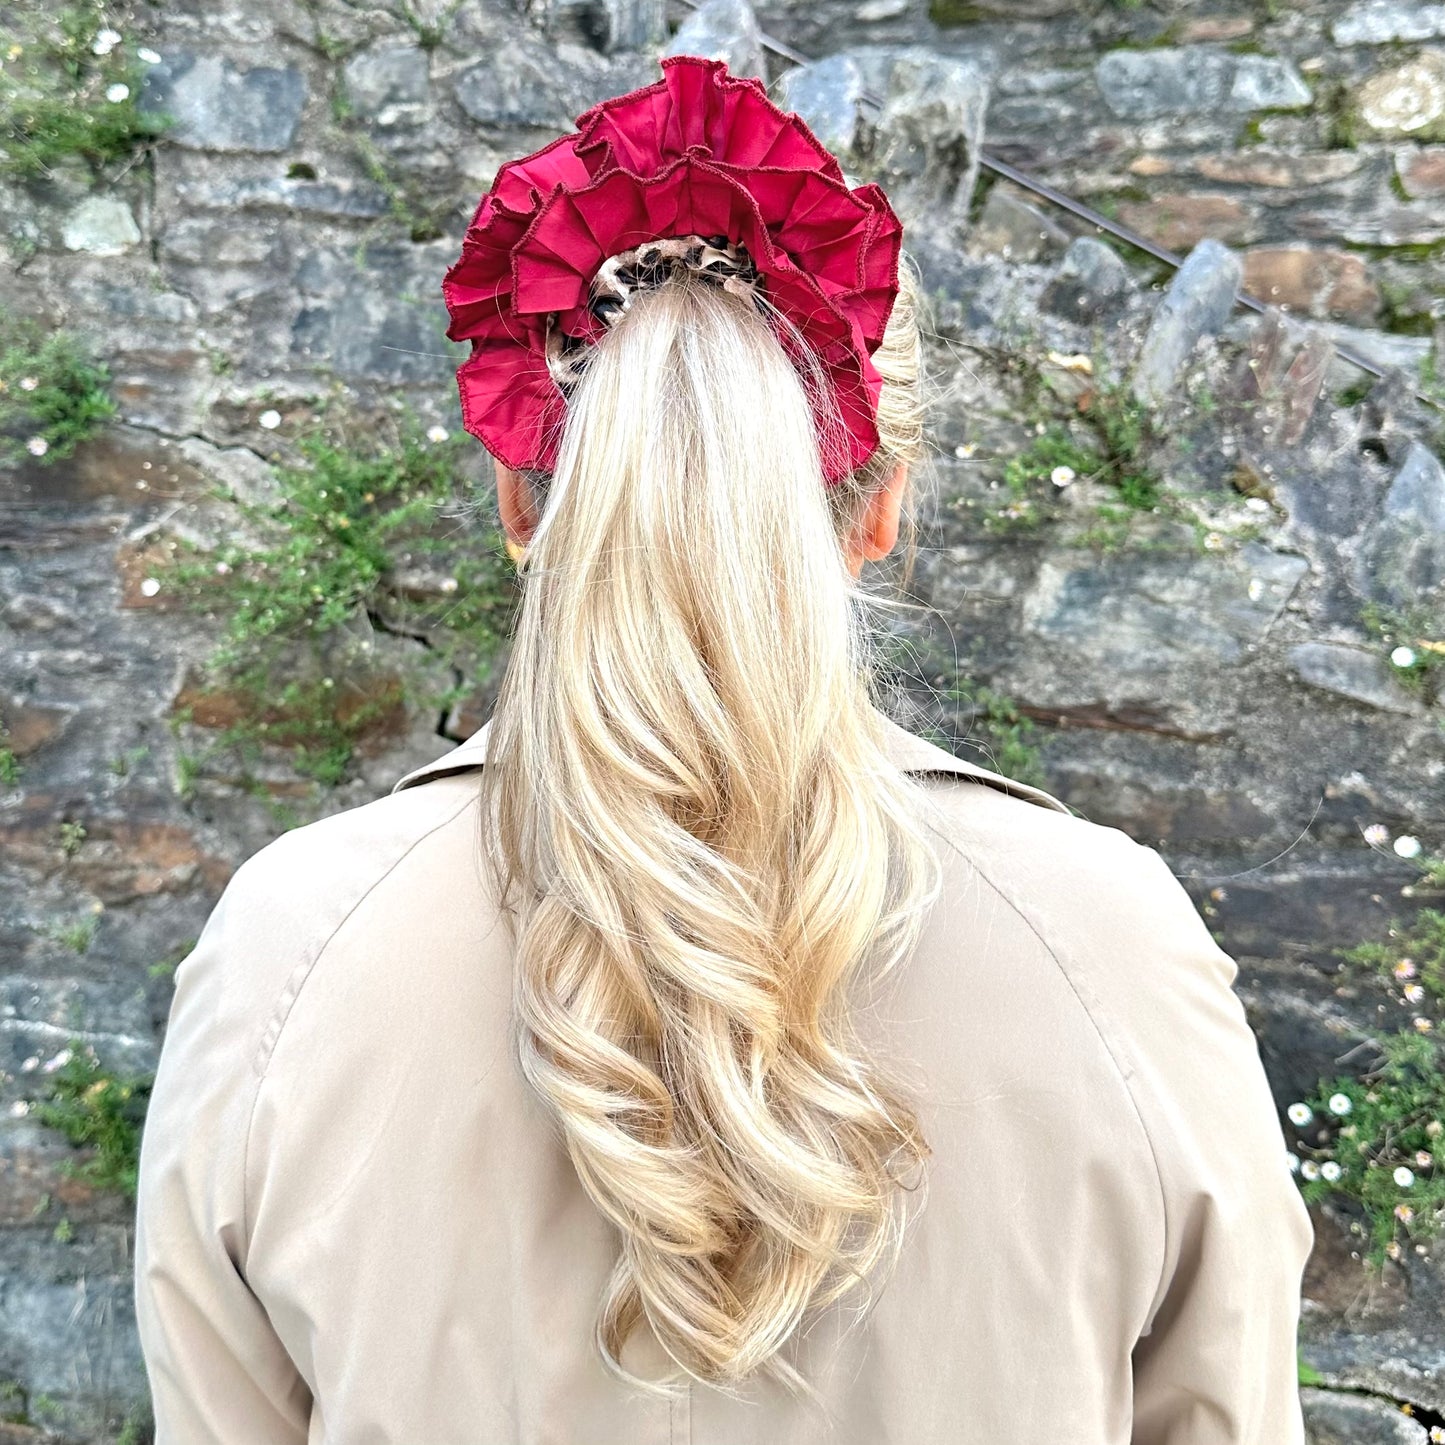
[40,1048,73,1073]
[1300,1159,1320,1180]
[1391,645,1417,668]
[1287,1151,1301,1173]
[1287,1102,1314,1127]
[140,577,160,597]
[1363,823,1390,847]
[92,27,121,54]
[1394,958,1417,979]
[1394,835,1423,859]
[1394,1165,1415,1187]
[258,409,282,430]
[137,46,161,63]
[105,82,130,103]
[426,424,449,443]
[1396,1202,1415,1222]
[440,577,458,593]
[1320,1160,1342,1182]
[1049,465,1075,487]
[1327,1093,1353,1116]
[1404,983,1425,1003]
[18,375,37,391]
[1415,1017,1433,1033]
[26,436,48,456]
[1416,1151,1433,1168]
[7,1100,29,1117]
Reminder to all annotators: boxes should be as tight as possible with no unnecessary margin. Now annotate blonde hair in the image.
[478,257,941,1395]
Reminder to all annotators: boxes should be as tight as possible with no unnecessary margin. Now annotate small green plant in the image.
[51,1216,73,1244]
[32,1043,153,1199]
[57,817,86,857]
[0,2,169,179]
[1290,1031,1444,1269]
[0,720,20,784]
[164,413,517,788]
[397,0,463,48]
[0,318,117,465]
[985,354,1175,545]
[0,1379,25,1424]
[1361,598,1445,703]
[108,743,150,776]
[942,680,1049,789]
[1297,1351,1324,1386]
[1290,896,1445,1269]
[42,913,97,954]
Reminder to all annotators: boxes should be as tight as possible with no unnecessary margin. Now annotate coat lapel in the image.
[391,710,1073,815]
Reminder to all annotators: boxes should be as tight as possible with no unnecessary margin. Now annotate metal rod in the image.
[667,0,1445,406]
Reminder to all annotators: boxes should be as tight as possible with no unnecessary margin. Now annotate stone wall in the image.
[1,0,1444,1438]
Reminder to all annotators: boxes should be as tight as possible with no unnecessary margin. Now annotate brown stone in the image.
[1126,154,1173,177]
[0,427,207,511]
[1193,150,1365,187]
[0,803,230,897]
[1241,245,1381,323]
[1177,15,1256,41]
[0,697,71,757]
[114,534,189,610]
[1116,193,1259,252]
[0,1126,132,1226]
[1396,144,1445,196]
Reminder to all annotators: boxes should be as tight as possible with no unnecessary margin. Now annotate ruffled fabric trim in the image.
[441,55,903,483]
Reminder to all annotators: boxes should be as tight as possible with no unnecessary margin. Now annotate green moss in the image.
[32,1044,153,1200]
[351,132,450,243]
[0,318,117,465]
[928,0,992,25]
[0,2,170,178]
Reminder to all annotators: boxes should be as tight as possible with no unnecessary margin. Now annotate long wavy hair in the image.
[477,257,942,1395]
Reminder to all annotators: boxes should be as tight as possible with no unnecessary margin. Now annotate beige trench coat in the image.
[133,710,1315,1444]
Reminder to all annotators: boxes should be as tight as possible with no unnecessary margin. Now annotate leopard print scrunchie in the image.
[544,234,767,395]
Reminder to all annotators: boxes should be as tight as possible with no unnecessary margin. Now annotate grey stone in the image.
[291,242,465,384]
[0,1241,148,1437]
[1038,236,1136,321]
[543,0,669,52]
[1019,541,1308,669]
[0,975,157,1084]
[140,52,307,153]
[1286,641,1421,714]
[1332,0,1445,45]
[1360,439,1445,604]
[967,185,1071,263]
[1132,238,1243,408]
[60,196,141,256]
[174,174,390,219]
[873,52,989,208]
[664,0,766,79]
[1095,47,1312,120]
[1300,1386,1429,1442]
[453,38,654,130]
[774,52,874,158]
[342,44,430,122]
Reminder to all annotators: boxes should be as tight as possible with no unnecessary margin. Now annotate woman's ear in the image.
[494,458,540,544]
[845,462,909,578]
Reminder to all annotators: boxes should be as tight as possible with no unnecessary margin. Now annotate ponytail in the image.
[479,260,940,1393]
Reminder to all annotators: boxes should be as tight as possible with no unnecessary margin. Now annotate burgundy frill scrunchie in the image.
[440,55,904,485]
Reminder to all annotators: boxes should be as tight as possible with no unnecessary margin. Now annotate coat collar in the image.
[390,710,1073,815]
